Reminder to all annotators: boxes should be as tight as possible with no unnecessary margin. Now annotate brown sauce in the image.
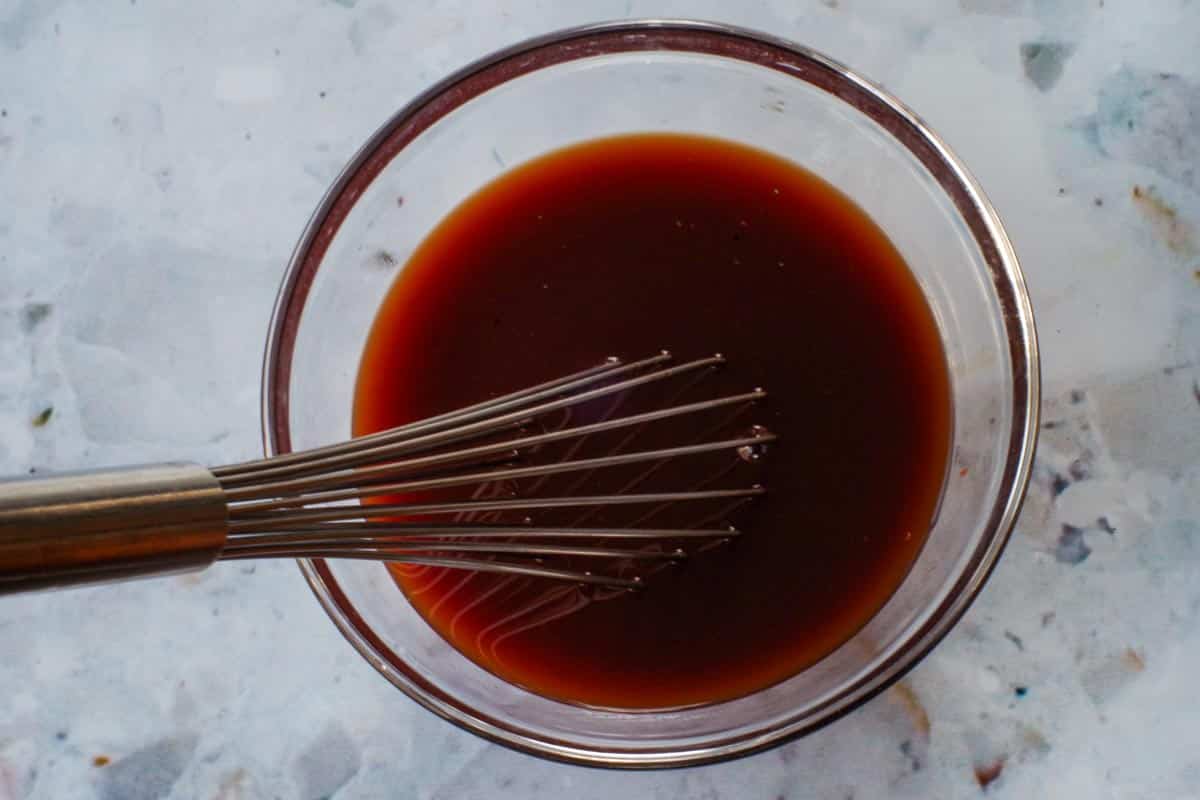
[353,133,951,709]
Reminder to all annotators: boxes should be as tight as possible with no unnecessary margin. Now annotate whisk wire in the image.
[226,487,765,532]
[229,432,774,513]
[213,353,670,480]
[215,353,723,487]
[215,353,769,590]
[220,389,764,502]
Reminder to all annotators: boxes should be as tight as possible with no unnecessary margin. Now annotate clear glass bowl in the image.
[261,20,1039,767]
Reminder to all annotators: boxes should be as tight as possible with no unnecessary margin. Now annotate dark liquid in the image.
[353,133,951,709]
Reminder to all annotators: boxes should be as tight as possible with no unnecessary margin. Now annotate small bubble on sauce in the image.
[738,425,772,462]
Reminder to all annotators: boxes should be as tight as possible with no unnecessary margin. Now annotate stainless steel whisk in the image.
[0,352,771,594]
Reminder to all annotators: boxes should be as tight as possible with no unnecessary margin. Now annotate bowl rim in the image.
[260,18,1040,768]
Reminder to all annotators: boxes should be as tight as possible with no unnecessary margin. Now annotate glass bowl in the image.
[261,20,1039,767]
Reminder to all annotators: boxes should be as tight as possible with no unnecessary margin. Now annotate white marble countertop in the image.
[2,1,1199,798]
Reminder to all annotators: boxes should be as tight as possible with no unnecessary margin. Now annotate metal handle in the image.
[0,463,228,594]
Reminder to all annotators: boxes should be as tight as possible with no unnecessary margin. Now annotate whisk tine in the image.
[226,488,765,533]
[222,541,683,561]
[213,356,632,476]
[221,388,765,502]
[214,353,724,487]
[224,525,739,544]
[229,433,775,513]
[224,552,647,590]
[213,353,670,479]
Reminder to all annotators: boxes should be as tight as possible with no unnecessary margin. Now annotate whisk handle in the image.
[0,463,228,594]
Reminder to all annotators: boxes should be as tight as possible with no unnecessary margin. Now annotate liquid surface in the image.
[353,133,951,709]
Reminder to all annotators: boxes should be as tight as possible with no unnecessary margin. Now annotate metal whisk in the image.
[0,352,771,594]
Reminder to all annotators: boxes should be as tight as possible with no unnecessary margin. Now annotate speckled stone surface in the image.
[1,1,1199,798]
